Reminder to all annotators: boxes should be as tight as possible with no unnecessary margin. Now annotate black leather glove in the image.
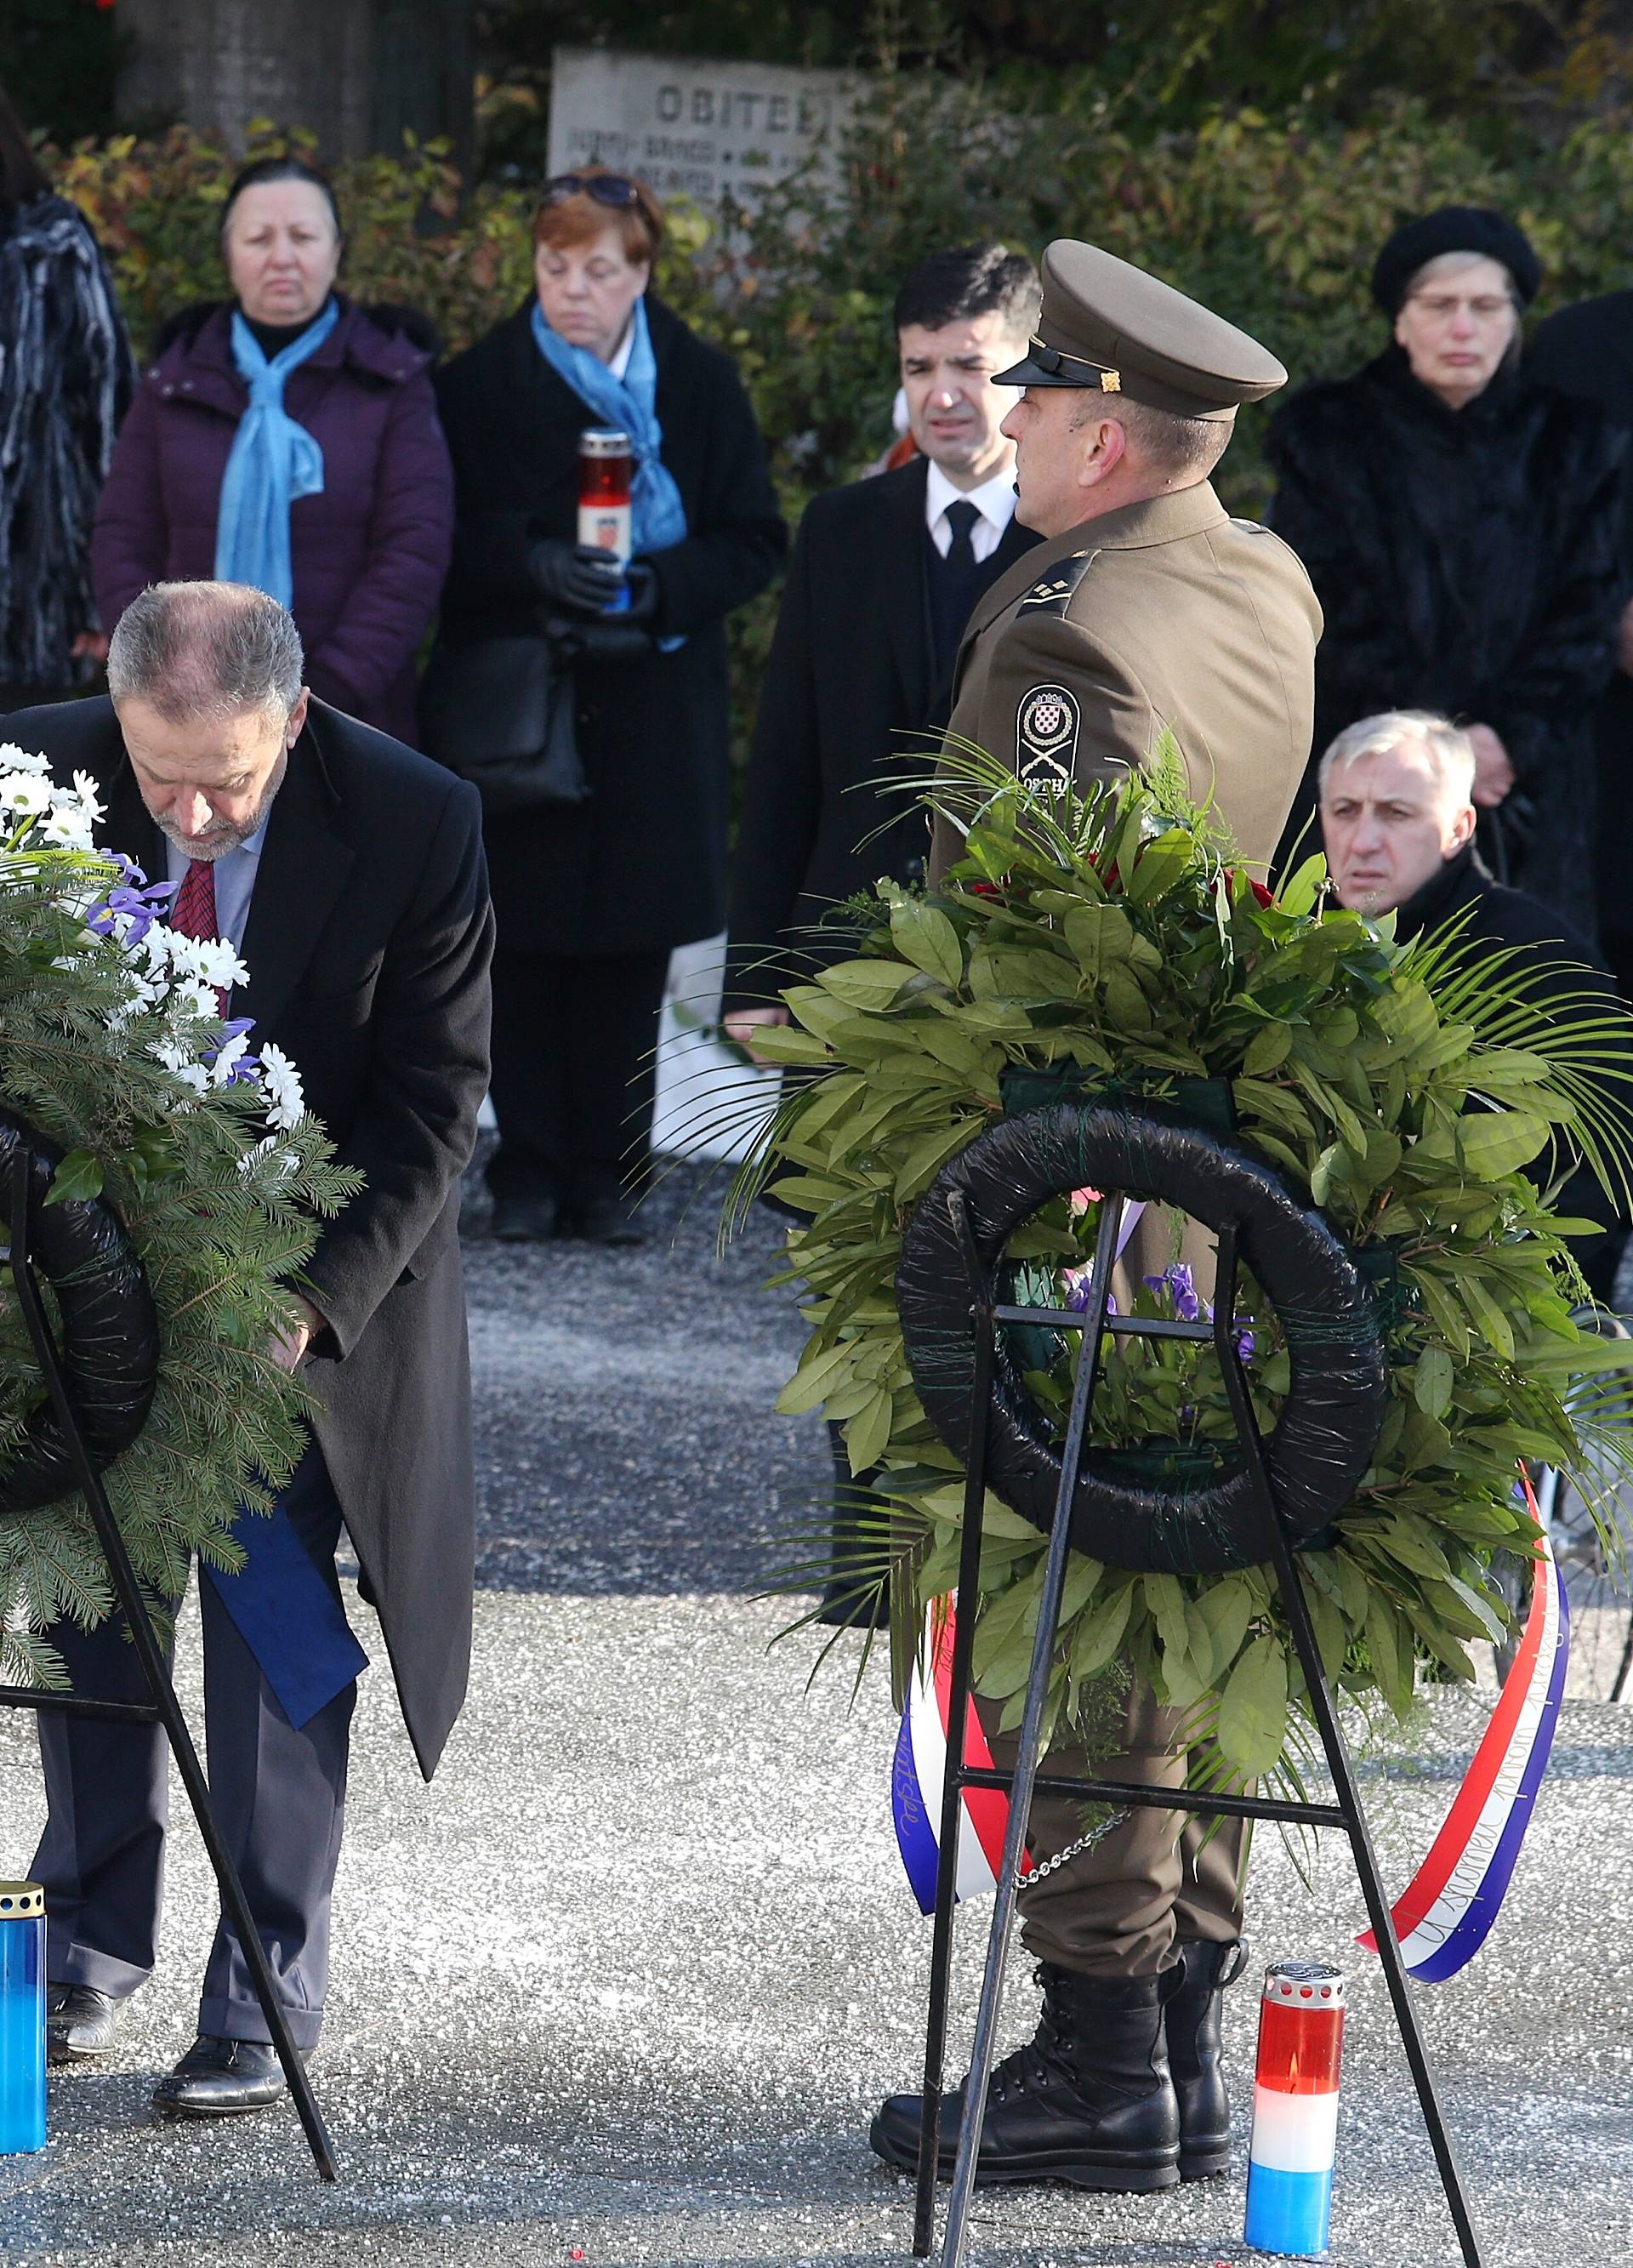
[526,539,626,614]
[623,561,659,626]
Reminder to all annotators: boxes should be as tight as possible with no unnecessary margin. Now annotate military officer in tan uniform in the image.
[875,244,1321,2195]
[928,238,1318,880]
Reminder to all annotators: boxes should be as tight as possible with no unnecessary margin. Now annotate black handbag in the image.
[418,634,589,812]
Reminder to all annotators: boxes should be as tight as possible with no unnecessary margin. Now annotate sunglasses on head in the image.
[542,174,644,210]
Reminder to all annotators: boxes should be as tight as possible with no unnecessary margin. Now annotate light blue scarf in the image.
[213,297,341,607]
[530,294,689,557]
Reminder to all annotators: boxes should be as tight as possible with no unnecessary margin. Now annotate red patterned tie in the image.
[169,858,228,1017]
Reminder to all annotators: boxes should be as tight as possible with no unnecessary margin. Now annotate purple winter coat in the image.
[92,294,452,743]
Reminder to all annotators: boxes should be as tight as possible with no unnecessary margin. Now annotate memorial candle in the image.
[1243,1960,1346,2257]
[0,1883,45,2155]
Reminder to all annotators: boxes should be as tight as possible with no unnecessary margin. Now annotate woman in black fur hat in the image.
[1268,205,1627,928]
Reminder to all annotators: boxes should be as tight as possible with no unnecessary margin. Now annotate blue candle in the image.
[0,1883,45,2154]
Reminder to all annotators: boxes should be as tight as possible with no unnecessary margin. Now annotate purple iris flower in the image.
[1234,1327,1257,1362]
[85,858,180,946]
[1143,1262,1202,1322]
[1065,1268,1116,1317]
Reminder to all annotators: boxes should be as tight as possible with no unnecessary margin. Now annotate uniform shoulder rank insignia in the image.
[1018,681,1078,779]
[1016,550,1098,616]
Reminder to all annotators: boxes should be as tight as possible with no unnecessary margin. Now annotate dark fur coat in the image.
[1267,344,1626,920]
[0,196,133,688]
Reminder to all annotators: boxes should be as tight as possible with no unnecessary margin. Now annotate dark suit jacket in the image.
[9,694,494,1778]
[724,453,1037,1008]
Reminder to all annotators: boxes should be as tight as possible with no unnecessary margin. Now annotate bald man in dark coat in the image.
[7,579,492,2117]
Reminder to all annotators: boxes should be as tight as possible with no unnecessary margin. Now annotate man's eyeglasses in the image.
[542,174,645,211]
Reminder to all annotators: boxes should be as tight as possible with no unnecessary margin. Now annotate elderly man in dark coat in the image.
[6,580,492,2118]
[1321,706,1629,1298]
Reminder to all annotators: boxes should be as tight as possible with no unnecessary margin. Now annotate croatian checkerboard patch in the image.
[1018,681,1078,777]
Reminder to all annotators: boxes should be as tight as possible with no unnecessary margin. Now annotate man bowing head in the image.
[7,581,492,2117]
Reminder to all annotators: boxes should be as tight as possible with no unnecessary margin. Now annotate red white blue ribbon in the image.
[892,1603,1033,1913]
[1358,1479,1568,1982]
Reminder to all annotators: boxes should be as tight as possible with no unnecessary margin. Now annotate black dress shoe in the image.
[568,1196,646,1246]
[1163,1936,1248,2179]
[870,1963,1181,2191]
[490,1193,559,1242]
[46,1984,119,2066]
[152,2035,295,2118]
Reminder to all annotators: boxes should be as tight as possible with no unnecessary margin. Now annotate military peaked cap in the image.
[994,240,1287,420]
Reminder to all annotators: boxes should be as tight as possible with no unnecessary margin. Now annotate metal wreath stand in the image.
[0,1113,338,2181]
[894,1097,1485,2268]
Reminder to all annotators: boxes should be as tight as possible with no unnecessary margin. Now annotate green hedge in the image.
[47,88,1633,762]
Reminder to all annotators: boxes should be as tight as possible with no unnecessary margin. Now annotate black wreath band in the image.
[896,1101,1388,1576]
[0,1109,160,1516]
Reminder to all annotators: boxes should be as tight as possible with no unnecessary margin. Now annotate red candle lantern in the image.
[578,429,634,568]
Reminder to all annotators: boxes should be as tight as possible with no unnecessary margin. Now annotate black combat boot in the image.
[1161,1937,1249,2179]
[869,1963,1181,2191]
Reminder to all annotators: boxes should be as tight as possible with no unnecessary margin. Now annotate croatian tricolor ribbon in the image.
[892,1603,1033,1913]
[1358,1474,1568,1981]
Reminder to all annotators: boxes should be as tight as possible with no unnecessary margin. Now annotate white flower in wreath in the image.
[236,1133,302,1184]
[208,1029,253,1087]
[190,937,249,994]
[174,977,219,1021]
[0,772,53,818]
[150,1039,208,1097]
[0,741,48,778]
[257,1041,306,1131]
[40,799,98,851]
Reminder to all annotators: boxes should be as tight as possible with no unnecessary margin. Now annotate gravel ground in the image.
[1,1161,1630,2267]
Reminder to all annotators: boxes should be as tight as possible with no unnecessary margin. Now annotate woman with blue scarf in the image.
[93,156,452,745]
[430,168,785,1245]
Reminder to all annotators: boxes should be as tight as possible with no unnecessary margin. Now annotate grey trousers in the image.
[981,1673,1249,1978]
[30,1447,355,2049]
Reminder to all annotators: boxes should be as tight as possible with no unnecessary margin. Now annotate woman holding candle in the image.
[430,168,785,1243]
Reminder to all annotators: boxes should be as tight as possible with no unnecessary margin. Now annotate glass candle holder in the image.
[578,429,634,567]
[1244,1960,1346,2257]
[0,1883,45,2155]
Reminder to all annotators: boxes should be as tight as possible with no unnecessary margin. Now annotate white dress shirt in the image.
[925,459,1019,564]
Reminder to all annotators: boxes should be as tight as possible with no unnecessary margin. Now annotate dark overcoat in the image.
[1394,842,1630,1292]
[724,453,1038,1009]
[1266,344,1626,917]
[430,295,786,958]
[91,295,453,745]
[8,693,493,1779]
[1528,293,1633,953]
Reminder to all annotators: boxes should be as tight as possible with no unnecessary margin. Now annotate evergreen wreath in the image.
[731,745,1633,1786]
[0,742,358,1687]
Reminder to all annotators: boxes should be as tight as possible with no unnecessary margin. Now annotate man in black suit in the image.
[8,581,492,2118]
[723,245,1040,1621]
[723,242,1041,1040]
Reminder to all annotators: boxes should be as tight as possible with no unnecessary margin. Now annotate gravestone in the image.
[547,45,857,215]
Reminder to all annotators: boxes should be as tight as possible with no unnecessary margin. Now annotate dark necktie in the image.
[169,857,228,1016]
[944,498,980,575]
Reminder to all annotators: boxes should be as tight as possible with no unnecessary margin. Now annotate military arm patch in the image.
[1016,550,1098,618]
[1018,681,1078,780]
